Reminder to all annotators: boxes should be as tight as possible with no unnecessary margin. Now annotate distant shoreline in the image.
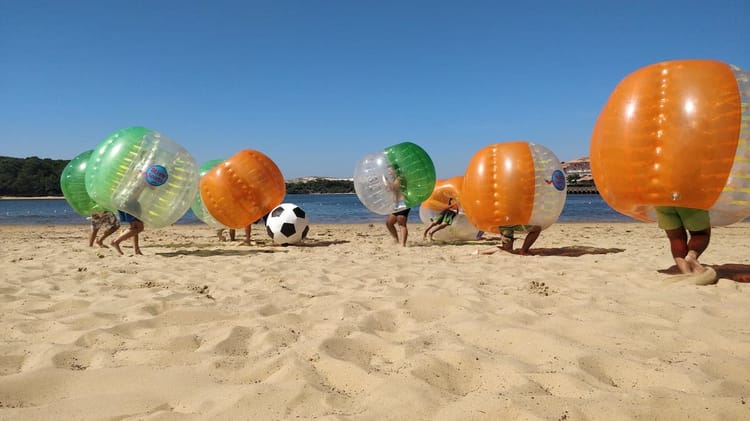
[0,196,65,200]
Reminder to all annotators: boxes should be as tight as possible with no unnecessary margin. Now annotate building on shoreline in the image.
[561,157,598,194]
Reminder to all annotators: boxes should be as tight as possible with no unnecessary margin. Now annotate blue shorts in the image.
[117,211,140,223]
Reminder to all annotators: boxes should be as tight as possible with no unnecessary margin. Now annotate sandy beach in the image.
[1,221,749,420]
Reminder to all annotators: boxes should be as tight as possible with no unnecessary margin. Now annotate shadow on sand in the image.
[156,248,281,257]
[523,246,625,257]
[658,263,750,283]
[292,239,350,247]
[154,238,350,257]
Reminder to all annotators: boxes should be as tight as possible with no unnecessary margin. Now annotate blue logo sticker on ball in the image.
[145,165,168,186]
[551,169,566,191]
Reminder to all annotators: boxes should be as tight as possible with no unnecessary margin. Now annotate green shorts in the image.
[655,206,710,231]
[435,210,456,225]
[498,224,536,242]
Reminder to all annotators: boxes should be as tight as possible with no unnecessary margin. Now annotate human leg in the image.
[111,231,130,255]
[499,228,515,252]
[386,214,399,243]
[428,223,449,240]
[474,245,502,255]
[671,208,711,273]
[96,225,118,247]
[657,207,712,274]
[396,214,408,246]
[242,225,252,244]
[112,220,144,255]
[89,226,99,247]
[664,227,691,273]
[687,228,710,257]
[131,220,144,255]
[685,228,710,273]
[424,211,448,240]
[518,225,541,255]
[423,221,438,240]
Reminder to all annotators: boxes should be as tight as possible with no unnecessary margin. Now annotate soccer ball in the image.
[265,203,310,245]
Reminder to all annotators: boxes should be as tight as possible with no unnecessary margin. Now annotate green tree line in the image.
[0,156,354,196]
[0,156,67,196]
[285,178,354,194]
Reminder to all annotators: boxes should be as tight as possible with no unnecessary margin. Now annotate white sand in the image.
[1,222,749,420]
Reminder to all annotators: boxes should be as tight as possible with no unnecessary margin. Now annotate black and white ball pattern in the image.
[265,203,310,245]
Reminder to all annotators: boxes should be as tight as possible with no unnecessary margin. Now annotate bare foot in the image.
[111,240,123,255]
[95,239,109,248]
[134,249,143,255]
[475,246,502,256]
[684,251,705,273]
[674,257,692,274]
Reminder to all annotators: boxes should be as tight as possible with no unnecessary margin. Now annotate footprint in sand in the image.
[214,326,254,356]
[359,310,399,333]
[410,354,480,396]
[51,349,108,371]
[320,337,375,372]
[0,354,26,375]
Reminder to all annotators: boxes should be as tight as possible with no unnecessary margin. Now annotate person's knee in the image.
[665,228,688,240]
[688,229,710,238]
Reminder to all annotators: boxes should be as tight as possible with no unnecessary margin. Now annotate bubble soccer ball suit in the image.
[590,59,750,226]
[418,176,481,241]
[85,127,200,228]
[199,149,286,229]
[190,158,228,228]
[60,149,106,217]
[461,141,567,233]
[353,142,436,215]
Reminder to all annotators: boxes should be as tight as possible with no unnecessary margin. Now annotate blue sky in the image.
[1,0,748,179]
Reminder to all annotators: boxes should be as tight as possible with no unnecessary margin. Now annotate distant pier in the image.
[567,185,599,194]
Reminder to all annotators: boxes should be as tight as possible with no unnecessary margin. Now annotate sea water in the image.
[0,194,635,226]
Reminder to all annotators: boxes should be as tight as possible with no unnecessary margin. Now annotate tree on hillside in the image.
[0,157,356,196]
[286,178,354,194]
[0,156,68,196]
